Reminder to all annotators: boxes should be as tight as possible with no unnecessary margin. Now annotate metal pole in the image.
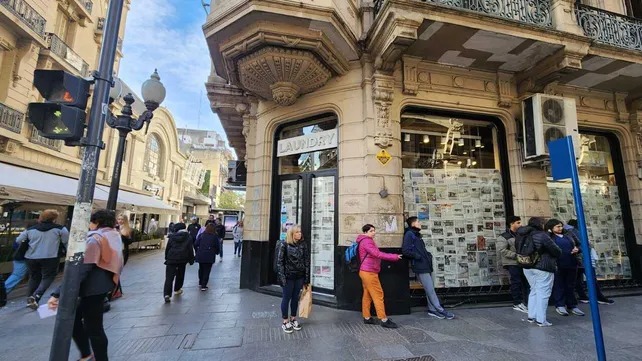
[566,138,607,361]
[48,0,125,360]
[107,130,128,210]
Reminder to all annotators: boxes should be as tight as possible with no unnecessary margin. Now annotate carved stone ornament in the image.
[402,56,421,95]
[372,74,395,148]
[374,129,393,148]
[0,138,20,154]
[237,47,332,106]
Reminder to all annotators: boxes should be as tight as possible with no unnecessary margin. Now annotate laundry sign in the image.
[277,129,337,157]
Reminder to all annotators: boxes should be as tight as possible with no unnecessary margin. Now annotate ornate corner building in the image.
[204,0,642,312]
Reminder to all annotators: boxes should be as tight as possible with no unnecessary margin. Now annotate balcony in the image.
[29,126,62,151]
[0,0,47,40]
[575,4,642,52]
[44,33,90,76]
[374,0,552,28]
[0,102,24,134]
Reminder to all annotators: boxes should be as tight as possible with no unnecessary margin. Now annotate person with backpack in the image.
[497,215,529,313]
[402,217,454,320]
[545,219,585,317]
[275,225,310,333]
[194,224,221,291]
[357,224,402,328]
[163,222,195,303]
[516,217,562,327]
[233,221,244,257]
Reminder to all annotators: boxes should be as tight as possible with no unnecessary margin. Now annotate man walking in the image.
[187,216,201,242]
[214,219,226,261]
[497,216,529,313]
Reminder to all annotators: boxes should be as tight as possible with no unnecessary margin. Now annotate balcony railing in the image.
[374,0,552,27]
[0,102,24,133]
[30,126,62,151]
[45,33,90,76]
[1,0,47,37]
[83,0,93,13]
[575,4,642,52]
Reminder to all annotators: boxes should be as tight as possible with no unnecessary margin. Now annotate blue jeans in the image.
[281,278,304,319]
[523,268,554,324]
[416,272,444,312]
[219,239,224,258]
[5,260,28,294]
[234,241,242,256]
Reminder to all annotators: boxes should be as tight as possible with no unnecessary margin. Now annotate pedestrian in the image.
[275,225,310,333]
[204,214,216,227]
[4,240,29,294]
[565,219,614,305]
[546,219,584,317]
[168,222,175,235]
[163,222,194,303]
[46,209,123,361]
[194,224,220,291]
[112,214,133,299]
[357,224,402,328]
[497,215,529,313]
[16,209,69,310]
[518,217,562,327]
[214,219,226,260]
[147,217,158,236]
[233,221,244,257]
[187,216,201,242]
[402,217,454,319]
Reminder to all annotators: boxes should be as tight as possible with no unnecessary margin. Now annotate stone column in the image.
[628,102,642,245]
[550,0,584,36]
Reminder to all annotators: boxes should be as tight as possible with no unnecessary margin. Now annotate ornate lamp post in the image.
[106,70,166,210]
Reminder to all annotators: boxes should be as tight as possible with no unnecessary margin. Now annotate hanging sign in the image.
[376,149,392,165]
[277,129,337,157]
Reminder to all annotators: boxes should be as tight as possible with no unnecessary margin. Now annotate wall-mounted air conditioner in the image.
[522,93,579,160]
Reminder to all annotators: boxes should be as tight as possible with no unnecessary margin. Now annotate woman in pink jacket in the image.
[357,224,402,328]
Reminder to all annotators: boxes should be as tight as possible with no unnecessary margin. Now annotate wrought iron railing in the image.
[0,0,47,37]
[374,0,552,27]
[0,102,24,133]
[575,4,642,51]
[45,33,90,76]
[30,126,62,151]
[83,0,93,13]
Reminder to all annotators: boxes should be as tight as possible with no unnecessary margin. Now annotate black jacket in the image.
[276,240,310,286]
[165,231,194,265]
[214,224,226,239]
[194,233,220,264]
[187,223,201,241]
[517,226,562,273]
[402,227,433,273]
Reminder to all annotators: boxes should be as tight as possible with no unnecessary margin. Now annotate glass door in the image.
[310,174,335,291]
[279,177,302,241]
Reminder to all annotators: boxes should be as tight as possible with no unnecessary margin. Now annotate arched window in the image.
[144,134,163,177]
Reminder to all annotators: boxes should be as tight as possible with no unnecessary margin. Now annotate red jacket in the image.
[357,234,399,273]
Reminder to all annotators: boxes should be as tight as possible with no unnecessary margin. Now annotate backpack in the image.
[344,241,366,272]
[514,233,540,268]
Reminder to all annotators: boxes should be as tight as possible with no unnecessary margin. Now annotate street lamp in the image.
[106,70,166,210]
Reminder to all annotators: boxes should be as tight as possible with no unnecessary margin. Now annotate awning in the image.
[0,162,179,214]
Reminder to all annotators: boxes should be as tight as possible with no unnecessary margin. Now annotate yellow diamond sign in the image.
[376,149,392,165]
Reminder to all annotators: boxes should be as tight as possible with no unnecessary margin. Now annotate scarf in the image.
[85,227,124,285]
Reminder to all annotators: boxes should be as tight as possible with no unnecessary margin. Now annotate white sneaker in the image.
[555,307,569,316]
[174,289,183,295]
[281,322,294,334]
[537,321,553,327]
[291,319,302,331]
[570,307,585,316]
[512,303,528,313]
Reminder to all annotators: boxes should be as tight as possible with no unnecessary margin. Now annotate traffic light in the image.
[28,70,90,141]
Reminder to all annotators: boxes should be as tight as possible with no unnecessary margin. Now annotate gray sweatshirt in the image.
[16,222,69,259]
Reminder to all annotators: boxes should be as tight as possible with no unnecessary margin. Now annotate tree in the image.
[200,170,211,195]
[217,191,245,210]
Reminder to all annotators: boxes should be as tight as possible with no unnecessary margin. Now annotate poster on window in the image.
[311,177,335,290]
[280,180,300,241]
[403,168,508,288]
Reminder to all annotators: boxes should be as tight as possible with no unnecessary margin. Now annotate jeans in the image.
[523,268,554,324]
[164,263,187,297]
[416,272,444,312]
[234,241,242,256]
[576,267,608,301]
[281,277,304,319]
[73,294,109,361]
[359,271,387,319]
[553,267,578,308]
[198,263,213,287]
[5,260,28,294]
[219,239,224,258]
[506,265,530,305]
[26,257,60,299]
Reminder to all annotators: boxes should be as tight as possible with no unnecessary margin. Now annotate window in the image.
[54,11,74,45]
[625,0,642,18]
[278,117,337,175]
[144,134,162,177]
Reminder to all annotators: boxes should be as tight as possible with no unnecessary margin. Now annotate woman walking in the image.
[276,225,310,333]
[163,222,194,303]
[194,224,221,291]
[233,221,244,257]
[518,217,562,327]
[546,219,584,316]
[112,214,133,299]
[47,209,123,361]
[357,224,402,328]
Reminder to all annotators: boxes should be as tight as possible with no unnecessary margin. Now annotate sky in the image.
[118,0,225,140]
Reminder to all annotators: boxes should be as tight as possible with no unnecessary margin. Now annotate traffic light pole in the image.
[49,0,125,360]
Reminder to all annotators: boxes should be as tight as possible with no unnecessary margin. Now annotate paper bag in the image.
[298,284,312,318]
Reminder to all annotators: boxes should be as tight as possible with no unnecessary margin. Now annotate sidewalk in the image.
[1,242,641,360]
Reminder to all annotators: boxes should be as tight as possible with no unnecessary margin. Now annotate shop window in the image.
[144,134,163,178]
[546,133,632,280]
[278,117,337,175]
[402,113,508,288]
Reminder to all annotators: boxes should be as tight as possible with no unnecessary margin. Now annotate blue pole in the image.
[565,137,607,361]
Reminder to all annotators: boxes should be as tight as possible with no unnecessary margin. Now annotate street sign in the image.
[376,149,391,165]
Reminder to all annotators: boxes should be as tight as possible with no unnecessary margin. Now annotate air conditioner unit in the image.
[522,93,579,160]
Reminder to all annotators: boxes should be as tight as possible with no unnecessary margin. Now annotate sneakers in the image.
[512,303,528,313]
[381,319,398,329]
[27,296,39,310]
[164,295,171,303]
[200,286,208,291]
[527,318,535,323]
[598,299,615,305]
[555,307,569,316]
[570,307,585,316]
[174,289,183,295]
[363,317,377,325]
[426,310,446,320]
[438,309,455,320]
[291,319,302,331]
[578,298,589,304]
[537,321,553,327]
[281,321,294,334]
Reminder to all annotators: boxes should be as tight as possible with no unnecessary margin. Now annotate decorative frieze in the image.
[402,55,421,95]
[372,73,395,148]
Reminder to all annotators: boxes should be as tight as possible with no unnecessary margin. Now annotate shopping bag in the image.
[298,284,312,318]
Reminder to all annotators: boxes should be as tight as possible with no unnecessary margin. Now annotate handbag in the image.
[298,284,312,318]
[13,240,29,261]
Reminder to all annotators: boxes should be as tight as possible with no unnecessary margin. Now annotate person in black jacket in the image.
[546,219,584,317]
[187,217,201,242]
[517,217,562,327]
[194,224,220,291]
[402,217,454,320]
[163,223,194,303]
[214,219,226,260]
[276,225,310,333]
